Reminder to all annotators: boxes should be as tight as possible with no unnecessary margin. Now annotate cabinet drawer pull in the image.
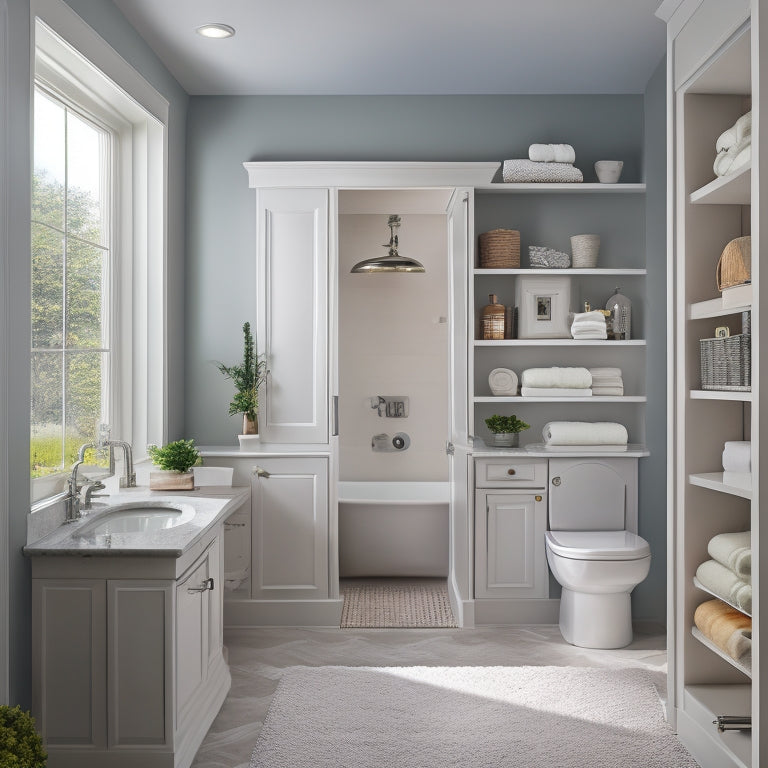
[535,495,542,502]
[252,466,271,478]
[507,469,516,476]
[188,577,214,594]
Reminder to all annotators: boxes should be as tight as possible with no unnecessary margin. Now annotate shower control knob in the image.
[392,435,405,449]
[552,477,561,486]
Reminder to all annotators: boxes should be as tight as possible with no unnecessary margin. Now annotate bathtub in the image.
[338,482,449,578]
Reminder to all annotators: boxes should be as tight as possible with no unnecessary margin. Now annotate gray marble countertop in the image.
[24,486,250,557]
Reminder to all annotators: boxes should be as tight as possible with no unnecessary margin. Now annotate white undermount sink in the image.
[77,501,196,536]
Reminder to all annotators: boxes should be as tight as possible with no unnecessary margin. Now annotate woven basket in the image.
[570,234,600,269]
[700,334,751,391]
[479,229,520,268]
[716,236,751,290]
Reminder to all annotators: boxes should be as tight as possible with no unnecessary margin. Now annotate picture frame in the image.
[515,276,571,339]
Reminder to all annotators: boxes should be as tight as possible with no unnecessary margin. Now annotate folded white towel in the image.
[521,367,592,389]
[571,311,607,339]
[716,111,752,152]
[571,310,607,325]
[572,327,608,340]
[591,386,624,396]
[542,421,629,446]
[708,531,751,582]
[714,136,751,177]
[503,159,583,183]
[589,367,623,378]
[696,559,752,614]
[528,143,576,164]
[722,441,751,473]
[521,387,592,398]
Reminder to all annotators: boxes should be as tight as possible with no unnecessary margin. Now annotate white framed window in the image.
[30,3,169,505]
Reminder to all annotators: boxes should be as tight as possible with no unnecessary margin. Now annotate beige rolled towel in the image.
[694,598,751,661]
[708,531,751,582]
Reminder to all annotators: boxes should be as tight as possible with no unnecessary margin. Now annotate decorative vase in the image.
[149,470,194,490]
[242,414,258,435]
[492,432,520,448]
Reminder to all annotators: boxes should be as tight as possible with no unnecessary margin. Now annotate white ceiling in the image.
[112,0,667,96]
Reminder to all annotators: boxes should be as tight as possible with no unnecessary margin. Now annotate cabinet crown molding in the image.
[243,161,500,188]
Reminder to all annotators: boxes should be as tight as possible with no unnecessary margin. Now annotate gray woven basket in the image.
[700,334,751,391]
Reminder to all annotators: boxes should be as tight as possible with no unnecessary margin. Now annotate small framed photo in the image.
[515,276,571,339]
[715,326,730,338]
[536,296,552,321]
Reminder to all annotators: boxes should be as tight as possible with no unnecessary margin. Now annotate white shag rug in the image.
[250,666,697,768]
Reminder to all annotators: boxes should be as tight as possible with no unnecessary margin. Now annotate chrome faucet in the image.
[66,442,96,521]
[104,439,136,488]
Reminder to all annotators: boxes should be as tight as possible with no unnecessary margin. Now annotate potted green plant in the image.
[147,439,201,490]
[0,705,47,767]
[217,322,267,446]
[484,414,530,448]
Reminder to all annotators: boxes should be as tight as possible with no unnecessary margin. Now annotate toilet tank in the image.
[548,458,638,532]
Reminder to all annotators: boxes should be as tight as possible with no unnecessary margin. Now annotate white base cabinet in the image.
[31,531,229,768]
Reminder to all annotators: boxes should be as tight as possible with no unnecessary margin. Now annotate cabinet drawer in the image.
[475,458,547,488]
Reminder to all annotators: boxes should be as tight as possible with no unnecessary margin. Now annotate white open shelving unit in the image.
[470,182,647,446]
[659,1,760,765]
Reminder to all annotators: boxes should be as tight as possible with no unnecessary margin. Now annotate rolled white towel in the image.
[521,367,592,389]
[714,136,751,177]
[528,143,576,164]
[696,559,752,614]
[716,111,752,152]
[521,387,592,397]
[708,531,751,582]
[542,421,629,446]
[722,441,751,473]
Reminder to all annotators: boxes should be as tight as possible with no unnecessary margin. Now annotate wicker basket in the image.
[479,229,520,268]
[570,234,600,269]
[700,334,751,391]
[716,236,751,290]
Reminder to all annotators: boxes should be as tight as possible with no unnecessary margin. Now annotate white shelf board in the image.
[694,577,752,617]
[690,389,752,402]
[475,182,646,194]
[690,165,751,205]
[683,685,752,768]
[691,627,752,679]
[474,395,646,403]
[474,339,646,347]
[690,297,751,319]
[474,268,647,276]
[689,471,752,499]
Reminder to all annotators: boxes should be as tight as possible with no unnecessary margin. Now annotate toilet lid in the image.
[545,530,650,561]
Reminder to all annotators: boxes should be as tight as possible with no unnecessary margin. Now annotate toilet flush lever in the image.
[551,477,561,486]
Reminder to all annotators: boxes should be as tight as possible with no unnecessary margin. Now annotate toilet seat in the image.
[545,530,650,561]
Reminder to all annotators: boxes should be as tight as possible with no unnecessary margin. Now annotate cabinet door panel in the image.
[176,558,210,717]
[32,580,107,747]
[251,457,329,599]
[256,187,328,443]
[475,491,547,598]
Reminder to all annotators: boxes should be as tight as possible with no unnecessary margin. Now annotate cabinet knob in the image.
[535,495,542,502]
[252,466,271,478]
[552,477,561,486]
[507,468,516,476]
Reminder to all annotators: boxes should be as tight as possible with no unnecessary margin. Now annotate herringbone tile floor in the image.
[192,622,667,768]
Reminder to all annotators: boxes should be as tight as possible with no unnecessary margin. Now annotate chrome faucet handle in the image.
[81,480,107,510]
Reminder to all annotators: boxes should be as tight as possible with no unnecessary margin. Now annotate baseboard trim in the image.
[447,573,474,628]
[474,598,560,625]
[224,598,344,627]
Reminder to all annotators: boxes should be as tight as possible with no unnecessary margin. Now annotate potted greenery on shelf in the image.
[147,439,201,490]
[0,705,47,767]
[484,414,530,447]
[217,322,267,446]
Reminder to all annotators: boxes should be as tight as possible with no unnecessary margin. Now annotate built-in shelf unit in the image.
[658,0,760,765]
[470,182,647,446]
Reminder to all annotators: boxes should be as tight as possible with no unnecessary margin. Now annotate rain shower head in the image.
[350,214,425,274]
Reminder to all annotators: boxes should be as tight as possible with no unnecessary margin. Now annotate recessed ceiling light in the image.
[196,23,235,39]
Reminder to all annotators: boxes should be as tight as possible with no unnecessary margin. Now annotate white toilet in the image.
[544,458,651,649]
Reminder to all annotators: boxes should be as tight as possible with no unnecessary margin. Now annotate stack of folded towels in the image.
[520,367,592,397]
[502,143,583,184]
[695,530,752,615]
[713,110,751,178]
[589,367,624,396]
[542,421,628,446]
[694,598,751,663]
[570,310,607,340]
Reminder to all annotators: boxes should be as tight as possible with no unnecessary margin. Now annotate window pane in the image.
[31,222,64,349]
[65,352,105,447]
[31,351,63,476]
[33,90,65,231]
[66,240,107,349]
[67,110,108,247]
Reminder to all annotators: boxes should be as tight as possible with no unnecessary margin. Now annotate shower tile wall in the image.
[339,214,449,481]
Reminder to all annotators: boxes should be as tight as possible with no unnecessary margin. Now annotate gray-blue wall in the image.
[185,89,667,624]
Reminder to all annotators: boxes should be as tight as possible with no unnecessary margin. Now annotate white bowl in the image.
[594,160,623,184]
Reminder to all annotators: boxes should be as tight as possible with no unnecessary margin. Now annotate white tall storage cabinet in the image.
[658,1,763,765]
